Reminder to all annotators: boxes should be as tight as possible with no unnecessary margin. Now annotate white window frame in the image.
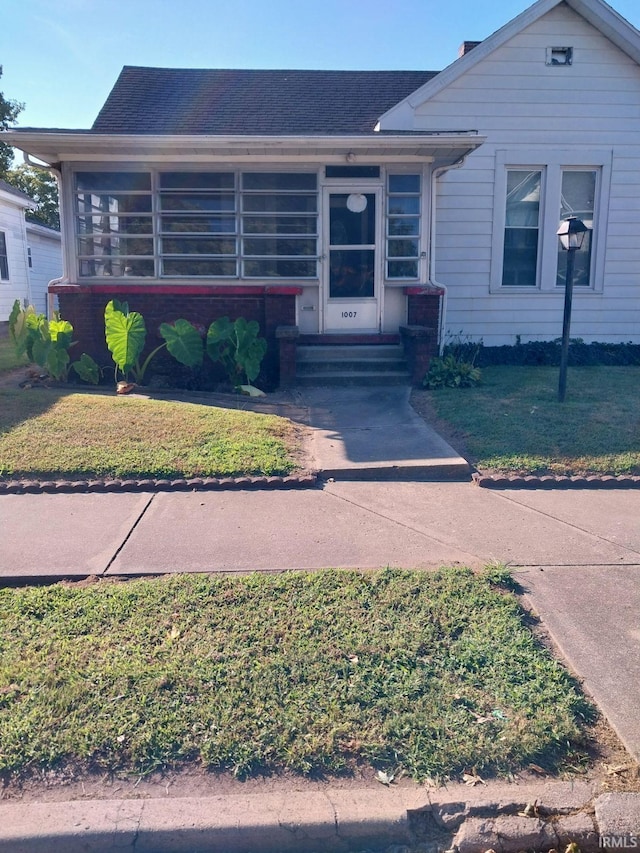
[491,149,612,294]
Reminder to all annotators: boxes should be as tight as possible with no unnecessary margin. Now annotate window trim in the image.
[491,149,611,294]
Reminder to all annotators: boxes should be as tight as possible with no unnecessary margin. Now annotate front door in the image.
[322,188,381,332]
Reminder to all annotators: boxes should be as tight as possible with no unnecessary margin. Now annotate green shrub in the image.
[424,354,481,389]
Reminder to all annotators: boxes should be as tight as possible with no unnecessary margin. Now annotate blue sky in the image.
[2,0,640,130]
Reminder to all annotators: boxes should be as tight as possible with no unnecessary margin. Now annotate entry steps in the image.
[295,342,411,386]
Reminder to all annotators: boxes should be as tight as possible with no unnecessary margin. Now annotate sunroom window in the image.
[386,174,421,279]
[75,172,154,277]
[75,171,318,279]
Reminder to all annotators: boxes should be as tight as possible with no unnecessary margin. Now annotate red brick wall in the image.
[55,287,298,390]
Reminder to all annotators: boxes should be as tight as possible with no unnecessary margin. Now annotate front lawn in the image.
[0,568,593,781]
[0,390,299,479]
[420,365,640,476]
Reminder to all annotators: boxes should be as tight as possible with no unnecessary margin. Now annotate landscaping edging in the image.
[0,473,319,495]
[473,473,640,489]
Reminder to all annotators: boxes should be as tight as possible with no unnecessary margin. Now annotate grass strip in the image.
[428,365,640,475]
[0,568,593,781]
[0,338,27,375]
[0,391,298,478]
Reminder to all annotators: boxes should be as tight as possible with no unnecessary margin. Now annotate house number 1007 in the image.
[341,311,357,318]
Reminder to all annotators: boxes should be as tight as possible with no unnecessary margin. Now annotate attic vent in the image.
[458,41,481,58]
[546,46,573,66]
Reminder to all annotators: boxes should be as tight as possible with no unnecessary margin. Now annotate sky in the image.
[2,0,640,131]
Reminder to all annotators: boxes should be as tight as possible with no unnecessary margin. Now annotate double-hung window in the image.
[493,151,609,293]
[0,232,8,280]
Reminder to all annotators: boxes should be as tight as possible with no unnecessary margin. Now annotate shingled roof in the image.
[91,67,440,135]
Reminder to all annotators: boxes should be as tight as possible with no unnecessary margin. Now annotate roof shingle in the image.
[91,67,439,135]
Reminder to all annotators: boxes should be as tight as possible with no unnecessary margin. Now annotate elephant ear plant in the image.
[8,299,100,383]
[206,316,267,393]
[105,300,207,389]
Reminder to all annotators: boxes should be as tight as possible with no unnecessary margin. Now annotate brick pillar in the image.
[276,326,299,388]
[400,325,435,386]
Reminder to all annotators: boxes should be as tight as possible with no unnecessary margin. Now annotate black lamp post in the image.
[557,216,588,402]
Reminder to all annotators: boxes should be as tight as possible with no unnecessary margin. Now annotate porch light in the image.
[557,215,588,250]
[557,216,588,402]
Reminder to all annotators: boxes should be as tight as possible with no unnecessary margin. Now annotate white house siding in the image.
[386,3,640,345]
[0,194,31,323]
[26,224,62,315]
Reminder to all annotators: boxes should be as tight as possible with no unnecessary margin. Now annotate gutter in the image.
[430,157,468,355]
[23,152,68,318]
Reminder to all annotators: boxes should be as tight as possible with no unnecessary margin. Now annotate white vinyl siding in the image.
[383,1,640,344]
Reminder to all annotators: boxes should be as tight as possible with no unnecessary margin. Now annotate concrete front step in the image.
[296,343,410,386]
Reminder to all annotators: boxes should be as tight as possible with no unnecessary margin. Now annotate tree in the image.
[0,67,59,229]
[0,65,24,176]
[5,164,60,229]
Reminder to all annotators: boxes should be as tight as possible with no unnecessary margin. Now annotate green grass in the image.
[0,336,27,374]
[0,391,298,479]
[0,568,593,781]
[428,365,640,476]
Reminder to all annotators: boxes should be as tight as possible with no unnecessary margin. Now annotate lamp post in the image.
[557,216,588,402]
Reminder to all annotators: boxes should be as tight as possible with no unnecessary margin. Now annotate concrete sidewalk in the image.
[1,386,640,847]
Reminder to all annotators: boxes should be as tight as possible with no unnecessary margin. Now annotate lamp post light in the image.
[557,216,588,402]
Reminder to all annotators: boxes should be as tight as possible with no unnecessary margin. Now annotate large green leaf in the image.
[104,301,146,374]
[71,353,101,385]
[46,347,70,381]
[160,319,204,368]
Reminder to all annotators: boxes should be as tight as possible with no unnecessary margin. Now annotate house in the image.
[4,0,640,386]
[0,179,62,323]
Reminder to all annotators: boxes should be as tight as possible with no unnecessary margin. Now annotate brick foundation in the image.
[51,284,301,391]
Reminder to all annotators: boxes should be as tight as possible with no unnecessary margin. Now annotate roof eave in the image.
[2,130,486,167]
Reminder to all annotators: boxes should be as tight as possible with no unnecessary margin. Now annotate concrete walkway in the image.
[1,385,639,848]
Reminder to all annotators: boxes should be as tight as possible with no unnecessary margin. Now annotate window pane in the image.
[502,228,539,286]
[78,236,154,256]
[76,215,153,235]
[161,215,236,234]
[76,194,152,214]
[388,239,419,258]
[557,170,596,287]
[505,171,540,226]
[243,258,316,277]
[243,215,316,235]
[79,258,154,277]
[329,249,375,297]
[325,166,380,179]
[388,174,420,193]
[162,258,237,276]
[75,172,151,192]
[162,237,236,255]
[387,197,420,215]
[329,194,376,246]
[243,173,317,191]
[388,217,419,236]
[243,194,317,213]
[243,237,316,257]
[0,232,8,279]
[160,172,234,189]
[160,193,235,212]
[387,260,418,278]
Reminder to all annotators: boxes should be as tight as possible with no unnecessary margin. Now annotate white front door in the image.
[322,187,381,333]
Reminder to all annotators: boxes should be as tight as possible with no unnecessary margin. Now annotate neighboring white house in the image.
[3,0,639,381]
[0,178,62,321]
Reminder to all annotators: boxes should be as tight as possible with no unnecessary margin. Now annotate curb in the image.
[0,787,637,853]
[473,472,640,489]
[0,473,320,495]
